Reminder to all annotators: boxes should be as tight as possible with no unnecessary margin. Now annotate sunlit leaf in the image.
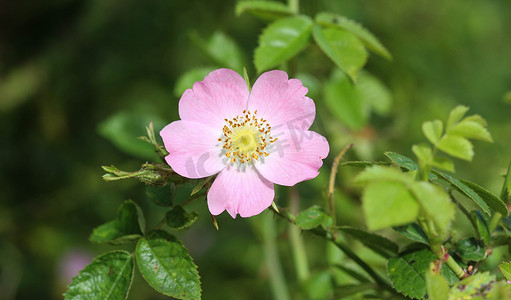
[412,144,433,164]
[235,1,293,21]
[410,182,455,236]
[449,272,495,299]
[312,24,367,82]
[422,120,443,146]
[362,181,419,231]
[136,231,201,300]
[499,262,511,281]
[450,120,493,142]
[437,134,474,161]
[315,12,391,60]
[446,105,469,131]
[432,157,455,173]
[254,16,313,73]
[354,165,413,186]
[65,251,134,300]
[425,262,450,300]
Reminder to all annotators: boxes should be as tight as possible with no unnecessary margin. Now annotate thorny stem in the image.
[327,144,354,226]
[271,206,395,294]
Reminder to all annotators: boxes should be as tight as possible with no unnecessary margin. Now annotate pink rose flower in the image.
[161,69,329,218]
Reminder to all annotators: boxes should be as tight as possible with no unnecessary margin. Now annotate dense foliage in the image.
[1,0,511,299]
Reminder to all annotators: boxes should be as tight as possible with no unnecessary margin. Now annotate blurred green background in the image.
[1,0,510,299]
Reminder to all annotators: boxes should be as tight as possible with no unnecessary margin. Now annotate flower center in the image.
[219,110,277,164]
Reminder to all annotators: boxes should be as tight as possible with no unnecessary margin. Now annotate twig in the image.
[327,144,354,226]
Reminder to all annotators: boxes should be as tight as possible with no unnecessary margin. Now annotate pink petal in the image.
[179,69,249,128]
[255,128,329,186]
[160,120,225,178]
[247,70,315,131]
[207,165,275,218]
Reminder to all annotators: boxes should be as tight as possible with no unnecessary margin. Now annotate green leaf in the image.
[393,223,429,245]
[339,226,398,257]
[425,262,450,300]
[446,105,469,131]
[191,177,212,196]
[410,182,455,236]
[207,31,245,72]
[449,120,493,142]
[315,12,391,60]
[357,71,392,116]
[166,206,199,231]
[431,157,455,173]
[340,161,388,168]
[412,144,433,165]
[296,205,329,230]
[433,171,491,215]
[437,134,474,161]
[460,179,508,216]
[174,67,216,97]
[65,251,134,300]
[98,111,166,160]
[449,272,495,299]
[312,24,367,82]
[136,231,201,300]
[473,211,490,246]
[254,16,313,73]
[384,151,419,171]
[324,69,365,129]
[501,160,511,202]
[388,247,455,299]
[454,238,486,262]
[146,184,175,207]
[90,200,144,245]
[354,165,413,186]
[362,181,419,231]
[499,262,511,281]
[463,114,488,127]
[422,120,443,146]
[235,1,294,21]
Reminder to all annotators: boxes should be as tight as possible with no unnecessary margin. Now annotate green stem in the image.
[289,188,310,282]
[273,208,394,293]
[488,212,502,233]
[261,212,290,300]
[430,244,467,279]
[288,0,299,14]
